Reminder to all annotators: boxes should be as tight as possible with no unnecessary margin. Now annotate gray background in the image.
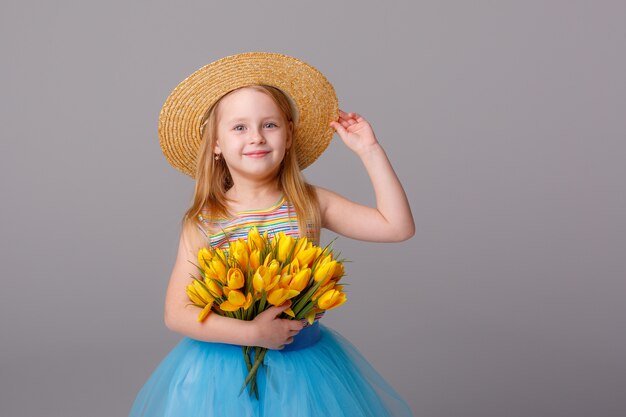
[1,1,625,416]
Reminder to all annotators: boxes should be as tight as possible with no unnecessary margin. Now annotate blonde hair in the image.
[181,85,321,246]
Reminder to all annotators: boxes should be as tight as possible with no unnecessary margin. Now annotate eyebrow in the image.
[224,116,282,124]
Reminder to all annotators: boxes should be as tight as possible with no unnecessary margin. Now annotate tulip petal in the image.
[305,310,316,325]
[228,290,246,306]
[186,285,205,306]
[220,300,240,312]
[198,303,213,321]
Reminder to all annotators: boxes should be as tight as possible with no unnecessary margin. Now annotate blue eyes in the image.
[233,122,277,131]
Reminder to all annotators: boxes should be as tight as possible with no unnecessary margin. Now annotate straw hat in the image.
[158,52,339,178]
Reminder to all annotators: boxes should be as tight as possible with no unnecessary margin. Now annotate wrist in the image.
[357,142,384,160]
[243,320,259,346]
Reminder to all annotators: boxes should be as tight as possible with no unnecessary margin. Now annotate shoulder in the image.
[196,208,232,238]
[311,185,350,224]
[312,184,346,204]
[180,219,211,259]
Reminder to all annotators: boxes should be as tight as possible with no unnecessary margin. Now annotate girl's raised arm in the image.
[317,110,415,242]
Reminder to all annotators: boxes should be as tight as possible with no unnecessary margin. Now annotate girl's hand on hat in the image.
[330,110,381,157]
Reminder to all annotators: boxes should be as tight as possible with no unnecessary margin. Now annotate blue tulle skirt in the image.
[129,322,413,416]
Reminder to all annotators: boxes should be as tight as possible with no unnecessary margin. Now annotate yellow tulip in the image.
[226,268,245,290]
[230,239,249,270]
[279,273,293,287]
[198,302,213,321]
[312,281,335,301]
[263,252,274,266]
[220,301,239,312]
[289,259,300,274]
[207,257,227,283]
[252,266,268,293]
[267,259,281,278]
[317,289,346,310]
[249,249,261,270]
[220,290,246,311]
[252,265,280,293]
[292,236,309,259]
[296,247,318,268]
[280,259,299,277]
[207,279,223,297]
[276,232,296,262]
[214,247,227,264]
[290,268,311,292]
[242,292,254,310]
[332,262,345,279]
[318,254,333,267]
[313,260,337,286]
[305,309,317,325]
[192,280,214,304]
[247,226,265,251]
[197,247,213,270]
[185,284,205,306]
[265,274,281,292]
[267,287,300,306]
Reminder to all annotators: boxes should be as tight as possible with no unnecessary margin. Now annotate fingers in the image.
[289,319,305,332]
[340,109,357,118]
[256,301,305,350]
[338,110,363,123]
[270,300,292,317]
[278,336,295,350]
[257,301,293,322]
[266,320,302,350]
[330,120,348,138]
[331,110,364,134]
[284,316,303,336]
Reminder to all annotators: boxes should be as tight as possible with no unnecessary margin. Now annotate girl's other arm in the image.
[320,110,415,242]
[163,228,302,348]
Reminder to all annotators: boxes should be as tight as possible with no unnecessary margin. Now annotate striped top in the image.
[197,195,325,325]
[197,194,304,249]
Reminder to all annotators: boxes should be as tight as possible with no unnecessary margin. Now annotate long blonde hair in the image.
[181,84,321,245]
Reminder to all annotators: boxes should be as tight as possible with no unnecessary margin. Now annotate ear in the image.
[213,140,222,155]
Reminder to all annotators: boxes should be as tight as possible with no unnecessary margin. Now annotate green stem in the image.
[239,347,267,398]
[242,346,253,374]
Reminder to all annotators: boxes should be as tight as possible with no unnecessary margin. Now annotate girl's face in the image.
[214,87,292,184]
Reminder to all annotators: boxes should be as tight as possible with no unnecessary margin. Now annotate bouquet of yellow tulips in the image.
[185,227,347,399]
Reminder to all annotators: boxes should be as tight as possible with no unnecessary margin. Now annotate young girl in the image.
[129,52,415,416]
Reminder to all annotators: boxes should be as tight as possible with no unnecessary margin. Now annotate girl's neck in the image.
[225,179,283,212]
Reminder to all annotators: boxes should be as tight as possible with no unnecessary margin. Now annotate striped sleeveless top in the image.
[196,195,325,324]
[197,195,304,249]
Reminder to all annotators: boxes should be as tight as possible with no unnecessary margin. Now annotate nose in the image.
[248,127,266,144]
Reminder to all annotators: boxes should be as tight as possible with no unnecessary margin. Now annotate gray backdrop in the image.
[2,1,625,416]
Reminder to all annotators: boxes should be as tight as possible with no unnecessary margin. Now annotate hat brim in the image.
[158,52,339,178]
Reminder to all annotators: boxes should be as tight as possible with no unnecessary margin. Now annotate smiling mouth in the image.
[244,151,270,158]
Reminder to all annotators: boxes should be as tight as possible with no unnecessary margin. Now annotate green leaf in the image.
[292,279,324,316]
[258,290,267,312]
